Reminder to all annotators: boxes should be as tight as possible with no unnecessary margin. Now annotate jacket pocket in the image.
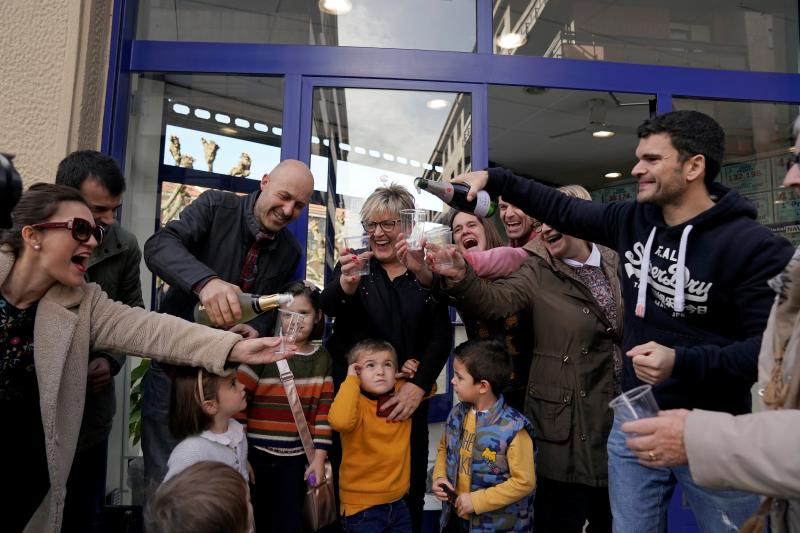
[526,384,573,443]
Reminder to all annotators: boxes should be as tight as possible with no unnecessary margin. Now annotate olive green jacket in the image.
[440,239,623,486]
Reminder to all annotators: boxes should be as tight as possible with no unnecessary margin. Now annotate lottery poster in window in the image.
[602,183,637,203]
[590,189,605,204]
[721,160,771,195]
[771,153,794,188]
[774,196,800,225]
[745,191,774,225]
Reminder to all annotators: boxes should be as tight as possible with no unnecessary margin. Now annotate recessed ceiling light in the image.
[319,0,352,15]
[604,172,622,179]
[592,129,615,138]
[426,99,448,110]
[496,32,527,50]
[220,127,237,135]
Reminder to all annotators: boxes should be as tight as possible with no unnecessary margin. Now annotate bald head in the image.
[254,159,315,232]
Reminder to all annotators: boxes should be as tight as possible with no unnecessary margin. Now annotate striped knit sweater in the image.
[236,344,334,455]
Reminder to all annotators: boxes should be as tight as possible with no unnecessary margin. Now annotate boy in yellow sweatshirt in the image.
[432,339,536,533]
[328,339,414,532]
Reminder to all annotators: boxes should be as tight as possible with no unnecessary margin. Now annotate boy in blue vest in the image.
[432,339,536,532]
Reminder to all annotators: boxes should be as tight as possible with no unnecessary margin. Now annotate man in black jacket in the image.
[56,150,144,533]
[141,159,314,488]
[450,111,794,532]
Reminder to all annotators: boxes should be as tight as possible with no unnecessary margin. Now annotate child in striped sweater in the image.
[236,281,333,533]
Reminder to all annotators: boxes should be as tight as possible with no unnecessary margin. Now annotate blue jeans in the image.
[608,417,759,533]
[342,500,412,533]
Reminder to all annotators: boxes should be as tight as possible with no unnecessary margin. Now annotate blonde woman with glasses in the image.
[320,184,453,532]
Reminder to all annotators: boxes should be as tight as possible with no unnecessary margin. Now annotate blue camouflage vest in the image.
[439,395,535,532]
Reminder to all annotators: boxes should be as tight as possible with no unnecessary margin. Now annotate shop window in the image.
[136,0,476,52]
[488,85,653,203]
[674,99,800,245]
[493,0,799,73]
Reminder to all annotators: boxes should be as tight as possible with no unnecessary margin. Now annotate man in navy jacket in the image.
[451,111,793,532]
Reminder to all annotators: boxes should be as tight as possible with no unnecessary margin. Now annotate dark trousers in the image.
[533,477,612,533]
[405,400,430,533]
[141,361,180,495]
[62,438,108,533]
[249,447,307,533]
[442,515,470,533]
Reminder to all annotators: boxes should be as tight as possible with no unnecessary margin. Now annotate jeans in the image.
[141,361,179,494]
[608,417,759,533]
[342,500,412,533]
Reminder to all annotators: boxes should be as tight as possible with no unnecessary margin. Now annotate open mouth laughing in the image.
[71,253,90,273]
[461,236,479,249]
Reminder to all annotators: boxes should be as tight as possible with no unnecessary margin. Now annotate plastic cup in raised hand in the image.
[424,227,455,270]
[343,235,371,276]
[400,209,427,250]
[274,309,303,354]
[608,384,659,422]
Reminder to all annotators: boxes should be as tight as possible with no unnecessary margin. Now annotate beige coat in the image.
[0,249,241,533]
[684,249,800,531]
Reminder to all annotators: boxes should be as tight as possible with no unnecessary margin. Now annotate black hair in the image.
[453,339,513,395]
[637,110,725,187]
[56,150,126,196]
[278,280,324,340]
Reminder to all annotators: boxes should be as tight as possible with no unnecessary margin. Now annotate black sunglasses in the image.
[788,152,800,171]
[31,217,105,245]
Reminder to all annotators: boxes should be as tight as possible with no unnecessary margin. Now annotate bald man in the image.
[141,159,314,487]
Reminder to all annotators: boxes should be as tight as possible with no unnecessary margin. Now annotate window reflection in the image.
[137,0,476,52]
[494,0,799,73]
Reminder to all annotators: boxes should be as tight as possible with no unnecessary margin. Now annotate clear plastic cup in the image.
[608,384,659,422]
[274,309,304,354]
[424,227,455,270]
[343,234,371,276]
[400,209,427,250]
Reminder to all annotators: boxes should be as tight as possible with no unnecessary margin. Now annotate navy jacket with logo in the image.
[486,167,794,414]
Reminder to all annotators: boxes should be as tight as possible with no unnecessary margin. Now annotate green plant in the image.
[128,359,150,446]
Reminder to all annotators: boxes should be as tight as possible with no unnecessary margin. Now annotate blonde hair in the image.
[558,184,592,201]
[360,184,415,222]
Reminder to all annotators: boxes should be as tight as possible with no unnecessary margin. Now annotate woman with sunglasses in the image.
[0,183,292,533]
[320,184,453,532]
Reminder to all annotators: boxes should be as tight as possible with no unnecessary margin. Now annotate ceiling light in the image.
[319,0,352,15]
[220,127,237,135]
[604,172,622,179]
[426,99,448,110]
[496,32,527,50]
[592,129,615,138]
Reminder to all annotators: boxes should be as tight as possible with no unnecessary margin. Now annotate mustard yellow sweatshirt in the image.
[328,376,412,516]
